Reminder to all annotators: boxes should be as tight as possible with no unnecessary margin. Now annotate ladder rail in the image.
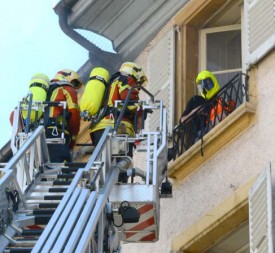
[3,126,49,192]
[75,158,132,253]
[31,168,86,253]
[63,191,98,252]
[0,96,169,251]
[41,187,83,252]
[32,126,120,252]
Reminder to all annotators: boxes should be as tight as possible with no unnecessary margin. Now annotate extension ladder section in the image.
[2,163,81,253]
[0,97,168,253]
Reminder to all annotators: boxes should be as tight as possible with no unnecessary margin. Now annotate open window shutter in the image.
[146,27,175,136]
[249,163,274,252]
[244,0,275,68]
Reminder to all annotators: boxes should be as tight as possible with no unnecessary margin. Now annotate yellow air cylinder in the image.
[22,73,50,122]
[80,67,110,116]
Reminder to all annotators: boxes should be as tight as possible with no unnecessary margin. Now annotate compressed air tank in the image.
[80,67,110,116]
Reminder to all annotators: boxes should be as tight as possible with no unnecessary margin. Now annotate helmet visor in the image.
[200,78,214,90]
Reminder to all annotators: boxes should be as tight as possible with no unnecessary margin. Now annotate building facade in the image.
[119,0,275,252]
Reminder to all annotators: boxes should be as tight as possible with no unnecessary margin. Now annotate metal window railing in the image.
[171,73,248,159]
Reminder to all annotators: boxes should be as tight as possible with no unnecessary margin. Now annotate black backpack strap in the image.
[29,82,48,92]
[46,83,59,101]
[89,76,108,86]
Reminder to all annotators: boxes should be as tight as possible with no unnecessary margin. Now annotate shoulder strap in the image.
[89,76,108,86]
[46,81,74,101]
[46,84,58,101]
[29,82,48,92]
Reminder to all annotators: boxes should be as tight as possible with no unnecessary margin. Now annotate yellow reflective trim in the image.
[107,82,118,107]
[49,89,59,117]
[63,89,80,110]
[91,118,134,136]
[118,83,131,93]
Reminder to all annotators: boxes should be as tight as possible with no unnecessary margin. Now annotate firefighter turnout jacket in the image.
[91,74,141,137]
[47,81,80,148]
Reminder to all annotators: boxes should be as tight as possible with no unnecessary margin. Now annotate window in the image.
[200,24,242,87]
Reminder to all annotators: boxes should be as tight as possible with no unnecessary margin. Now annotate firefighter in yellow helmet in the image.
[45,69,83,163]
[80,67,110,118]
[179,70,220,123]
[89,62,147,182]
[168,70,220,161]
[22,73,50,122]
[9,73,50,128]
[196,70,220,101]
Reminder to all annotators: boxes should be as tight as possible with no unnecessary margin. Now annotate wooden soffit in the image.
[175,0,232,27]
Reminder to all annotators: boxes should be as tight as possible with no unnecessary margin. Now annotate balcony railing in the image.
[172,73,247,159]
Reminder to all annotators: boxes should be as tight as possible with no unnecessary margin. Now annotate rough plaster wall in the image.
[121,46,275,253]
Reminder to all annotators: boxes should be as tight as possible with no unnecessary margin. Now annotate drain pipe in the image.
[56,1,122,74]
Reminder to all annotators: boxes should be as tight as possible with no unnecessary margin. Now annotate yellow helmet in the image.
[89,67,110,85]
[29,73,50,91]
[196,70,220,100]
[119,62,147,85]
[54,69,83,89]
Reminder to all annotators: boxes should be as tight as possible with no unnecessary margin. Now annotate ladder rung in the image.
[53,180,71,185]
[48,187,68,193]
[21,229,44,236]
[39,203,59,209]
[57,174,75,179]
[61,167,78,173]
[33,209,55,215]
[34,215,52,225]
[64,162,87,168]
[5,247,33,253]
[44,195,64,200]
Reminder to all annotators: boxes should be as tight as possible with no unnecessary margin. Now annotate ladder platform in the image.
[109,184,159,242]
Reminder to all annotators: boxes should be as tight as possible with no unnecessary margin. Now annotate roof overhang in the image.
[54,0,189,62]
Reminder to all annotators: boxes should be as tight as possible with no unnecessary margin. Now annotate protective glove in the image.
[144,109,153,120]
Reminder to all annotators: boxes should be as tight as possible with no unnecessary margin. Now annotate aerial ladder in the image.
[0,86,171,253]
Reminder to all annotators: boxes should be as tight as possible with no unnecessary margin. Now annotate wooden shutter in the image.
[146,27,175,136]
[249,162,274,252]
[244,0,275,67]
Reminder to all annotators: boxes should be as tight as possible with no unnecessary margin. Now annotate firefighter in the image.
[9,73,50,128]
[90,62,147,182]
[168,70,220,161]
[45,69,83,163]
[179,70,220,123]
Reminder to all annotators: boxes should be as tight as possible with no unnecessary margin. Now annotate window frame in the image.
[199,23,242,76]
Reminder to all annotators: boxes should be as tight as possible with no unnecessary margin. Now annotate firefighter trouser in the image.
[45,128,72,163]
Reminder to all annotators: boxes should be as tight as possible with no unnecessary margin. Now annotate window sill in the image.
[171,176,256,252]
[168,102,257,181]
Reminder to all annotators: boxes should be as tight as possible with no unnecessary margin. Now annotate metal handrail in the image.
[33,98,168,252]
[4,126,49,192]
[113,85,154,135]
[172,73,247,159]
[0,125,50,230]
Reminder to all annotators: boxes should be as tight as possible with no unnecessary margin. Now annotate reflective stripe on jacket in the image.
[90,74,141,136]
